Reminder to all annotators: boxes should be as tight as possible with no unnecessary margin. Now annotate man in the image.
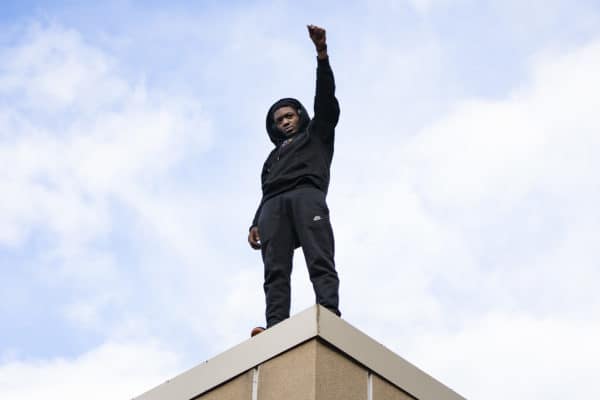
[248,25,341,331]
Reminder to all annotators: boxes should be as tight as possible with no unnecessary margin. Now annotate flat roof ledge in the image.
[133,305,465,400]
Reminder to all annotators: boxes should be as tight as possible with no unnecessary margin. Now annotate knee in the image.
[264,263,291,283]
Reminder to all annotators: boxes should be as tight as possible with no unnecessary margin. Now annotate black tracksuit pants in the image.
[258,186,340,328]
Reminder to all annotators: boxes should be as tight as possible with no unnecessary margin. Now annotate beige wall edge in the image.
[317,306,466,400]
[133,305,465,400]
[133,306,319,400]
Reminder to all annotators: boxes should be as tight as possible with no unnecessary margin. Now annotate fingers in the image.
[307,24,326,39]
[248,228,261,250]
[252,227,260,242]
[248,236,261,250]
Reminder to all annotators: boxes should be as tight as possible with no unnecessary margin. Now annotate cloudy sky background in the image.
[1,1,599,398]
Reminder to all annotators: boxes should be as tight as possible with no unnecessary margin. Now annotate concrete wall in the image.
[196,370,253,400]
[196,338,416,400]
[258,340,317,400]
[315,340,367,400]
[137,306,463,400]
[373,374,415,400]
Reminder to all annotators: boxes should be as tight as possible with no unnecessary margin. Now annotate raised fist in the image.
[307,25,327,51]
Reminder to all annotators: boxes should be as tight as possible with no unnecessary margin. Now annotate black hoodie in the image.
[251,57,340,228]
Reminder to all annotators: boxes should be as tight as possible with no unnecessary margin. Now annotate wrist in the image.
[315,43,327,52]
[316,44,328,59]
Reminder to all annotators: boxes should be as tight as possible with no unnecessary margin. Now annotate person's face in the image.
[273,106,300,136]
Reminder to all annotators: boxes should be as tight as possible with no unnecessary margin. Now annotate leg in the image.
[258,196,296,328]
[290,188,341,317]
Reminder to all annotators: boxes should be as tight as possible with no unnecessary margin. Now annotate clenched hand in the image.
[307,24,327,57]
[248,226,261,250]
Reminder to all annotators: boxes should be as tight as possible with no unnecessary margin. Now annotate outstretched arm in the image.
[307,25,340,138]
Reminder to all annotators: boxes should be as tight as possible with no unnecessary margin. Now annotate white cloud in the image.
[0,24,125,111]
[338,35,600,306]
[403,40,600,211]
[328,35,600,397]
[0,340,182,400]
[2,7,600,400]
[408,314,600,399]
[0,23,215,344]
[0,24,211,247]
[407,0,436,14]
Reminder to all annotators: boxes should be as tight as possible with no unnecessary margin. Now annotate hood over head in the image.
[265,98,311,145]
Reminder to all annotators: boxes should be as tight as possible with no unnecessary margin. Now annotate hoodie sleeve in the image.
[250,155,271,229]
[313,57,340,141]
[250,201,262,230]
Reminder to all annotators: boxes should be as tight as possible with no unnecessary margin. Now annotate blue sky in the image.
[1,1,600,399]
